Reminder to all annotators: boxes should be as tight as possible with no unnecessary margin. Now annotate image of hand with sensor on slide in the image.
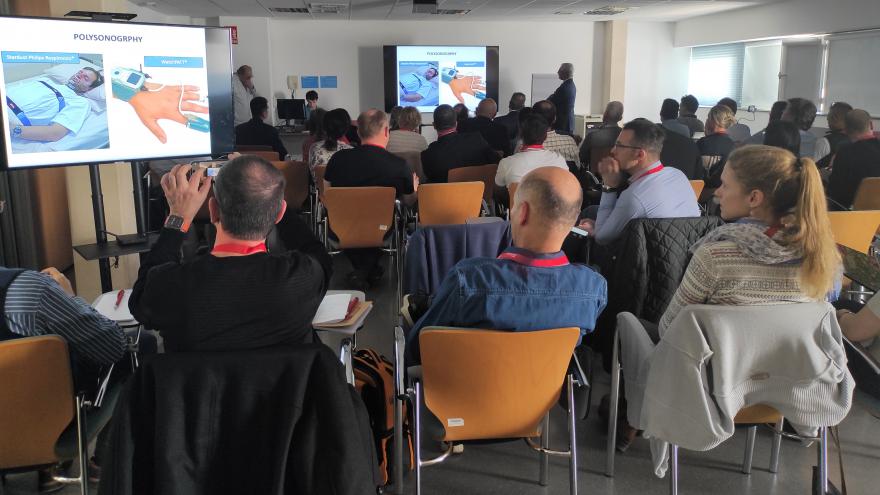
[446,73,485,104]
[111,67,209,144]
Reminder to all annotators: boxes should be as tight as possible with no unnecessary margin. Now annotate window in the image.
[742,41,783,111]
[687,43,744,107]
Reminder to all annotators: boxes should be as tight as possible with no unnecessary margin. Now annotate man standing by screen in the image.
[547,63,576,136]
[233,65,257,127]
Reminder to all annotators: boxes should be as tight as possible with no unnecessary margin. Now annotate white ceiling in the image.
[133,0,783,22]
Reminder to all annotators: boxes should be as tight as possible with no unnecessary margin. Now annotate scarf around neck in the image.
[690,220,802,265]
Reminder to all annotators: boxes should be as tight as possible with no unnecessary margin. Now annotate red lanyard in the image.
[212,242,268,255]
[764,225,782,238]
[631,163,664,183]
[437,128,457,138]
[362,143,386,150]
[497,250,569,267]
[520,144,544,152]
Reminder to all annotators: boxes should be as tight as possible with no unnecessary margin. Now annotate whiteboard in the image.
[531,73,560,105]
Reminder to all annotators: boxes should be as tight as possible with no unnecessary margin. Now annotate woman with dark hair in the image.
[763,120,801,156]
[301,108,327,160]
[389,105,403,131]
[308,108,352,176]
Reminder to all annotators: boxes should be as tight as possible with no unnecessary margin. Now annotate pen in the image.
[114,289,125,309]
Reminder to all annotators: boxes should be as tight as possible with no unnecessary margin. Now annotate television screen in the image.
[383,45,499,113]
[0,16,234,170]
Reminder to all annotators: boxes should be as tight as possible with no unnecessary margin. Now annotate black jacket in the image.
[661,129,703,180]
[458,116,512,156]
[827,138,880,209]
[421,131,499,183]
[591,216,725,370]
[235,117,288,159]
[493,110,520,141]
[99,344,379,495]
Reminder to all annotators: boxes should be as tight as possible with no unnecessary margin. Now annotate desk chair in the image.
[408,327,581,495]
[852,177,880,211]
[417,182,483,226]
[448,164,498,216]
[828,210,880,254]
[0,336,117,495]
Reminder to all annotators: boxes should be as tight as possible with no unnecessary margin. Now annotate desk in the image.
[278,130,311,161]
[314,290,372,384]
[840,244,880,292]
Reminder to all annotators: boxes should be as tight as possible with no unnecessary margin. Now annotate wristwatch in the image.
[12,125,22,137]
[601,184,621,193]
[163,214,189,233]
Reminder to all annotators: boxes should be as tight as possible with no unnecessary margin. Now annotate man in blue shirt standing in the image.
[407,166,607,364]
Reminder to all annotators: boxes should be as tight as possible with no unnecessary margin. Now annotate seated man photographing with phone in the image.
[129,155,332,352]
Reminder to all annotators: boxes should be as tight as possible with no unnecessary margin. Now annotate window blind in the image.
[687,43,745,107]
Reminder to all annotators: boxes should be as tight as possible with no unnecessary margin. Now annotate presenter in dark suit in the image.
[235,96,288,160]
[547,63,576,135]
[421,104,500,183]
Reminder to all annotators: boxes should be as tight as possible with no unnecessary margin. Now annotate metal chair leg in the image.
[769,419,782,474]
[567,374,578,495]
[742,425,757,474]
[669,444,679,495]
[818,427,828,494]
[75,396,89,495]
[393,327,406,494]
[414,381,422,495]
[539,413,549,486]
[605,332,621,477]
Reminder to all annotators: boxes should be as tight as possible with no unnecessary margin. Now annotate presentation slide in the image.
[0,17,215,169]
[396,46,487,112]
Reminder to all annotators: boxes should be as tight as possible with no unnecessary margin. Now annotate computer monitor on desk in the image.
[277,98,306,125]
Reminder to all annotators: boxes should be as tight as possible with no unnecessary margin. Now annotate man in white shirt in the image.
[232,65,257,127]
[6,67,101,142]
[495,114,568,187]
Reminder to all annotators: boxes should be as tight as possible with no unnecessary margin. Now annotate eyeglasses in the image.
[612,142,641,151]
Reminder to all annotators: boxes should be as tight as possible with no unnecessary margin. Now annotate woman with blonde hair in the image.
[615,144,841,450]
[697,104,736,188]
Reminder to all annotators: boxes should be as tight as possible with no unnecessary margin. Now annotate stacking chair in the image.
[408,327,581,495]
[0,336,117,495]
[606,303,852,495]
[448,164,498,215]
[827,210,880,254]
[313,165,329,235]
[270,160,311,212]
[852,177,880,211]
[393,150,427,182]
[239,150,281,161]
[688,180,705,200]
[322,186,402,301]
[234,144,273,153]
[417,182,484,226]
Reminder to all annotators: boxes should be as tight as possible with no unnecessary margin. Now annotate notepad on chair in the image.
[312,294,352,325]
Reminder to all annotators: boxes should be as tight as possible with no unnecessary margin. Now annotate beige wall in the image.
[47,0,141,301]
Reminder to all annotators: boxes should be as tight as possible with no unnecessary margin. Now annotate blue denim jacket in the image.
[407,247,608,363]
